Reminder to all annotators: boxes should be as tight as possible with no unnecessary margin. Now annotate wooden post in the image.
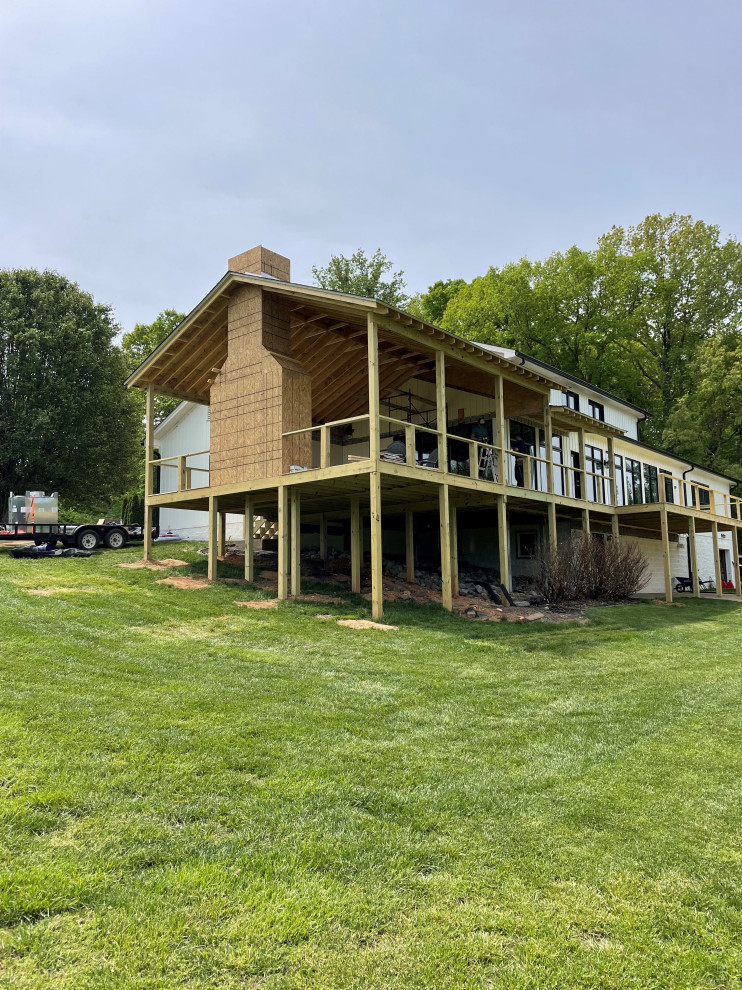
[144,383,155,497]
[320,425,330,469]
[582,507,591,536]
[577,427,587,502]
[712,520,723,597]
[435,350,446,473]
[405,508,414,583]
[405,422,415,466]
[177,455,187,493]
[350,495,361,593]
[319,513,327,560]
[244,494,254,582]
[564,461,572,499]
[548,501,557,552]
[207,496,218,581]
[439,483,452,611]
[218,511,226,557]
[450,502,459,598]
[497,494,510,591]
[611,513,619,539]
[277,486,289,601]
[143,382,155,561]
[660,505,673,604]
[369,472,383,619]
[543,396,554,494]
[607,436,616,506]
[688,515,700,597]
[367,315,380,462]
[469,439,478,479]
[290,489,301,597]
[494,375,507,474]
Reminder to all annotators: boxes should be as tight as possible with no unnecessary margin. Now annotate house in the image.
[127,245,741,615]
[155,401,278,544]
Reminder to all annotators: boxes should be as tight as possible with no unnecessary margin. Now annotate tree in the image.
[0,270,140,521]
[605,215,742,428]
[312,248,408,307]
[408,278,466,325]
[436,214,742,447]
[661,334,742,486]
[122,309,185,425]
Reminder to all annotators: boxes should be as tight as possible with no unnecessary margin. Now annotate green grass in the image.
[1,542,742,989]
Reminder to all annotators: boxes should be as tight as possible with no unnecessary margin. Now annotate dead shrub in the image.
[535,532,649,603]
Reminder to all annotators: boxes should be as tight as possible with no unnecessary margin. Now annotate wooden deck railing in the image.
[150,450,210,491]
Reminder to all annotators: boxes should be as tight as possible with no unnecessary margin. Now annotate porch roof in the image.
[125,272,562,406]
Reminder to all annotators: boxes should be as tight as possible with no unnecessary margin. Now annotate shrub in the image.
[535,532,649,603]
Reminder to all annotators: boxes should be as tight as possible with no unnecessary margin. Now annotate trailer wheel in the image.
[76,529,100,551]
[104,528,126,550]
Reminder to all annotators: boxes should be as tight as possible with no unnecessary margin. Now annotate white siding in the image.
[154,403,243,541]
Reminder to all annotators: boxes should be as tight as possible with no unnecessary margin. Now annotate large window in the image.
[588,399,605,421]
[614,454,624,505]
[643,464,659,503]
[661,472,675,503]
[585,444,606,501]
[625,458,643,504]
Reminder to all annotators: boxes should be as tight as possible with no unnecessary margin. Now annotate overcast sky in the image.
[1,0,740,334]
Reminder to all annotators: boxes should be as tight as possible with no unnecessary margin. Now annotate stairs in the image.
[253,516,278,541]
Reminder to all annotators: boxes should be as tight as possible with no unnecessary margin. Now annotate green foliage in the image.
[312,248,408,307]
[661,333,742,486]
[121,492,145,526]
[0,269,140,522]
[2,546,742,986]
[121,309,185,425]
[427,213,742,468]
[407,278,467,325]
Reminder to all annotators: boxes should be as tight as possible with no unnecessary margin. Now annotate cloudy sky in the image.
[1,0,739,333]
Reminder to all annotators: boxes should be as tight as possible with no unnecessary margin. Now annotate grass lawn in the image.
[1,542,742,989]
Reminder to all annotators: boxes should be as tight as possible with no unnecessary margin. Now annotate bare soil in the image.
[120,559,188,570]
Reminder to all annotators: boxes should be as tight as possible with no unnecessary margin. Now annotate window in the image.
[565,391,580,411]
[516,531,538,559]
[661,472,675,504]
[585,444,605,501]
[643,464,659,503]
[588,399,605,421]
[625,458,643,504]
[698,487,711,509]
[614,454,624,505]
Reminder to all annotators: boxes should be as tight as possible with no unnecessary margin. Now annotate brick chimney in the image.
[228,245,290,282]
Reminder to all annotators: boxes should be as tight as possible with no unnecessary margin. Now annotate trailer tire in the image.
[104,528,126,550]
[76,529,100,551]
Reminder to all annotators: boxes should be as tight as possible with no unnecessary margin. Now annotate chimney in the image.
[228,245,290,282]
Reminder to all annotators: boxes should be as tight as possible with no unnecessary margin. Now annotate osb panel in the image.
[209,284,311,486]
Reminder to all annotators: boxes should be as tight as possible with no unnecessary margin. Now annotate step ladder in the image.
[478,447,498,481]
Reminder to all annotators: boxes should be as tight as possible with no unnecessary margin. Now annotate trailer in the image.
[0,521,150,551]
[2,490,154,551]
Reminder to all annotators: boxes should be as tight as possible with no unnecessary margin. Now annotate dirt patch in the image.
[337,619,398,632]
[234,599,278,609]
[295,593,345,604]
[25,586,98,596]
[651,599,687,607]
[119,559,188,570]
[156,576,210,589]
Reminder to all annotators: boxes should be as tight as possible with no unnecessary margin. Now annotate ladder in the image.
[478,447,498,481]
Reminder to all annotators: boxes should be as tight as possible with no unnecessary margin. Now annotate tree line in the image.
[408,214,742,483]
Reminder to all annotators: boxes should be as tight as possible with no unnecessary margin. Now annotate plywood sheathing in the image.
[228,245,291,282]
[209,284,311,486]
